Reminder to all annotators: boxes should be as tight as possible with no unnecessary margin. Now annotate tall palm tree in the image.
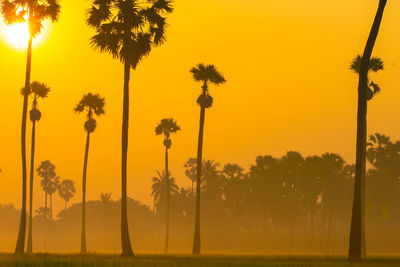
[87,0,173,256]
[348,0,387,261]
[190,63,226,255]
[155,118,180,253]
[1,0,60,255]
[58,179,76,210]
[74,93,105,254]
[26,81,50,253]
[151,170,179,212]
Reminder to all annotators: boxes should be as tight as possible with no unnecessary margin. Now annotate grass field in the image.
[0,255,400,267]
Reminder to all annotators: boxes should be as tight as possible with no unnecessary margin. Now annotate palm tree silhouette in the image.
[58,179,76,210]
[350,55,383,101]
[151,170,179,214]
[26,82,50,253]
[190,63,226,255]
[74,93,105,254]
[1,0,60,255]
[348,0,387,261]
[87,0,173,256]
[184,158,197,194]
[37,160,56,218]
[155,118,180,253]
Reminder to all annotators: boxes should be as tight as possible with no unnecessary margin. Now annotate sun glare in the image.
[1,20,48,50]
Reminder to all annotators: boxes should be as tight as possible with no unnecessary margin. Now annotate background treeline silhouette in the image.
[0,133,398,254]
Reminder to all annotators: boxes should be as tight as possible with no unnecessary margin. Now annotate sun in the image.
[1,20,48,50]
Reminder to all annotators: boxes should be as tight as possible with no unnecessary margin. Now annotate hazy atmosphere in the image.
[0,0,399,265]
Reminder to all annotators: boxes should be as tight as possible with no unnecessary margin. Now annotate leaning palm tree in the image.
[348,0,387,261]
[190,63,226,255]
[58,179,76,210]
[26,81,50,253]
[87,0,173,256]
[74,92,105,255]
[155,118,180,253]
[1,0,60,255]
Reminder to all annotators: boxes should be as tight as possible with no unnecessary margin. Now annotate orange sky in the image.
[0,0,399,215]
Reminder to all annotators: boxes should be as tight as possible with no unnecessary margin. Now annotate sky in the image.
[0,0,399,215]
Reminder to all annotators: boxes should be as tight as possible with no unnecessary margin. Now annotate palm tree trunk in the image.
[15,35,33,256]
[193,101,206,255]
[27,118,36,254]
[50,194,53,219]
[45,192,47,218]
[81,131,90,254]
[164,145,170,254]
[121,60,134,257]
[349,0,387,261]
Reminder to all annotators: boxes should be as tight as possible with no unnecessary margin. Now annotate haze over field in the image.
[0,0,398,215]
[0,0,398,259]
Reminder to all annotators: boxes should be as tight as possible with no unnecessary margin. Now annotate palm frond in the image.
[191,63,226,85]
[1,0,26,25]
[30,81,50,98]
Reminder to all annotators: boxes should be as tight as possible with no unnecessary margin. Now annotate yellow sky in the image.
[0,0,399,214]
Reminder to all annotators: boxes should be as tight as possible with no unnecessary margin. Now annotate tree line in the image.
[0,0,390,261]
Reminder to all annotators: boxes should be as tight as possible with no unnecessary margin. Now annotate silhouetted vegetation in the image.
[0,133,397,255]
[1,0,60,255]
[27,82,50,254]
[191,63,226,255]
[87,0,173,256]
[348,0,387,261]
[74,93,105,254]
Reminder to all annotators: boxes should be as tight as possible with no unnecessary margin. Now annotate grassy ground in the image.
[0,254,400,267]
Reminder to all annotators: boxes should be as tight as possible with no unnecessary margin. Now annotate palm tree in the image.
[1,0,60,255]
[350,55,383,101]
[87,0,173,256]
[348,0,387,261]
[151,170,179,214]
[26,81,50,253]
[155,118,180,253]
[37,160,56,218]
[74,93,105,254]
[184,158,197,194]
[58,179,76,210]
[190,63,226,255]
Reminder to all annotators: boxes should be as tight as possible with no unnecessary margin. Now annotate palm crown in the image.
[1,0,60,38]
[155,118,180,148]
[74,93,105,133]
[350,55,384,101]
[28,81,50,122]
[58,179,75,203]
[151,170,178,209]
[191,63,226,108]
[87,0,173,69]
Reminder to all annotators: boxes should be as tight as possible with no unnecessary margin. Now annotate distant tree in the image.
[1,0,60,255]
[35,207,50,219]
[26,81,50,253]
[58,179,76,210]
[349,0,387,260]
[74,92,105,254]
[222,164,244,180]
[37,160,57,218]
[155,118,180,253]
[190,63,226,254]
[151,170,179,214]
[184,158,197,193]
[87,0,173,256]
